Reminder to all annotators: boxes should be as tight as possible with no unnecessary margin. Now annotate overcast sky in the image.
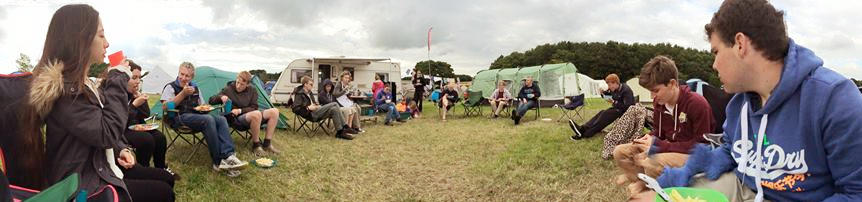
[1,0,860,79]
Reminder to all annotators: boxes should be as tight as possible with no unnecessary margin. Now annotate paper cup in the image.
[108,51,124,67]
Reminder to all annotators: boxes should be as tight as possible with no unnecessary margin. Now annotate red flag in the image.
[427,27,433,52]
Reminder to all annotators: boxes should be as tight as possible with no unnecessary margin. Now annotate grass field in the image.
[150,97,628,201]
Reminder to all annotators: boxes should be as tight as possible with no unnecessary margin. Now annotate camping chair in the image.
[497,98,515,117]
[218,102,260,145]
[288,98,333,137]
[513,99,541,120]
[162,102,208,163]
[1,147,119,202]
[224,114,265,146]
[554,94,585,122]
[461,90,484,117]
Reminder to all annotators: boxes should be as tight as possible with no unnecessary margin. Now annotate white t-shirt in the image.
[160,84,205,104]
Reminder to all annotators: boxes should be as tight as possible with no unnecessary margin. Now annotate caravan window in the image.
[375,73,389,82]
[291,69,311,83]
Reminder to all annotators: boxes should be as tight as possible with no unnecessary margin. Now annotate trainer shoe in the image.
[569,120,583,138]
[218,154,248,171]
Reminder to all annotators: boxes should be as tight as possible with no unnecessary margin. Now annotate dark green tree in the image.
[488,41,719,85]
[88,62,108,78]
[414,60,455,78]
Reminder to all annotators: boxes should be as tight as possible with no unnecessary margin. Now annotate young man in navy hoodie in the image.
[638,0,862,201]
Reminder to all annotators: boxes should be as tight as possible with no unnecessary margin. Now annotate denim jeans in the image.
[376,103,398,122]
[515,100,537,118]
[177,113,235,165]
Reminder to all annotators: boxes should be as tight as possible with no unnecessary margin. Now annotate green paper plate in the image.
[251,158,278,169]
[654,187,729,202]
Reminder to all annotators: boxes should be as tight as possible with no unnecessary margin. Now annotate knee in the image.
[151,131,167,142]
[202,115,217,125]
[248,111,263,121]
[266,108,280,116]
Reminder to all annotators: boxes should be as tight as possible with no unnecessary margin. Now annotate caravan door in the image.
[318,64,332,84]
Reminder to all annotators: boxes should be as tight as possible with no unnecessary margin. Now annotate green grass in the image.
[150,96,628,201]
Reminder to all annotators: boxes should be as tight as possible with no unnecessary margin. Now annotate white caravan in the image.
[270,57,402,104]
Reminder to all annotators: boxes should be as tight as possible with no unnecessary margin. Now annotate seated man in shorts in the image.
[209,71,281,156]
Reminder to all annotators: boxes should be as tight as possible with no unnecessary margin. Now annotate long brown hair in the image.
[16,4,101,189]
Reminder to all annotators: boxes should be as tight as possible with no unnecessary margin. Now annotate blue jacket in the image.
[659,40,862,201]
[375,91,393,106]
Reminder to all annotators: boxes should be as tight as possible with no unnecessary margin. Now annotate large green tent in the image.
[537,63,577,99]
[514,65,542,90]
[468,62,580,100]
[472,69,500,98]
[496,68,520,94]
[152,66,290,129]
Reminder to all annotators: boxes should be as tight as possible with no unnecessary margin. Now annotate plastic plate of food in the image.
[128,123,159,131]
[252,158,277,168]
[194,105,215,112]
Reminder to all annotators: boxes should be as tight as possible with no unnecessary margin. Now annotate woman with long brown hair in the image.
[18,4,173,201]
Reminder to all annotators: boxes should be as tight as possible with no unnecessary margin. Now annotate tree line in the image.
[488,41,720,85]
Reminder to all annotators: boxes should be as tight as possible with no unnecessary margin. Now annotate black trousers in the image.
[413,91,424,112]
[582,108,624,138]
[124,165,175,202]
[124,130,167,168]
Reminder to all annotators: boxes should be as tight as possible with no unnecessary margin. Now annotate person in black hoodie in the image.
[570,74,635,139]
[512,76,540,125]
[318,79,336,105]
[291,76,357,140]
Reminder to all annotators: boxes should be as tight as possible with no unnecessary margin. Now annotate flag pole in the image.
[427,26,434,88]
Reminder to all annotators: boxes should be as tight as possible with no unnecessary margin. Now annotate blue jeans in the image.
[176,113,235,165]
[377,103,398,122]
[515,100,537,118]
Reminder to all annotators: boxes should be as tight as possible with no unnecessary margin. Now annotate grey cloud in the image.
[195,0,858,77]
[203,0,335,28]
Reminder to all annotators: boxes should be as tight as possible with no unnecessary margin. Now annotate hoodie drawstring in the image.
[741,102,768,202]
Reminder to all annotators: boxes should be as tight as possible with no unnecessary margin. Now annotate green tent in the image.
[472,69,501,98]
[537,63,578,99]
[468,63,580,100]
[152,66,290,129]
[496,68,520,95]
[514,65,542,90]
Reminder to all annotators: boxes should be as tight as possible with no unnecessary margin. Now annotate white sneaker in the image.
[218,155,248,171]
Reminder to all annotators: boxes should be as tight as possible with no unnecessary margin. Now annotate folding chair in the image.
[219,104,261,145]
[288,98,334,137]
[555,94,585,122]
[513,99,541,120]
[162,106,208,163]
[226,115,264,145]
[461,90,484,117]
[293,114,332,137]
[2,147,119,202]
[496,99,514,117]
